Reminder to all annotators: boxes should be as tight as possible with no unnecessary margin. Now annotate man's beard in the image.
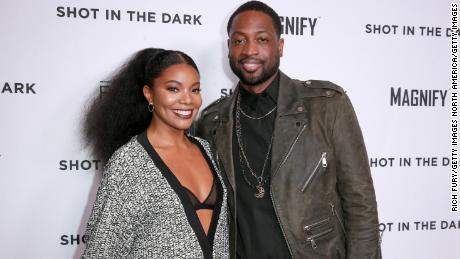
[229,57,280,86]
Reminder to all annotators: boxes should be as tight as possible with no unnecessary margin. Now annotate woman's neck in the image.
[146,120,189,149]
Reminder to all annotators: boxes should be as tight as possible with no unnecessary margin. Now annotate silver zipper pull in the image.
[330,203,335,216]
[321,152,327,167]
[310,238,317,249]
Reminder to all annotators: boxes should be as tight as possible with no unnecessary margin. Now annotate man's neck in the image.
[240,71,279,94]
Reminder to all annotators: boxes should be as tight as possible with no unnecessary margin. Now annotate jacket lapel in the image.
[271,72,308,177]
[212,89,238,191]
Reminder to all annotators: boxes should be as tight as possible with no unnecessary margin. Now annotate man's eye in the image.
[234,39,246,45]
[258,38,268,43]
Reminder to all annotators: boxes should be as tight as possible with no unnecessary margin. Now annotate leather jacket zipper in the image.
[305,227,333,249]
[301,152,327,192]
[272,124,308,178]
[304,217,329,231]
[303,217,331,249]
[330,203,347,239]
[271,124,307,259]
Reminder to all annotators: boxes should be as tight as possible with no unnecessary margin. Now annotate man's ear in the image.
[227,38,231,58]
[278,38,284,57]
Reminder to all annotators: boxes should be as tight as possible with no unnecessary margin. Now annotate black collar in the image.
[239,72,280,110]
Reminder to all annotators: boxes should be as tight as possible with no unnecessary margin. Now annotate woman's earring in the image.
[148,102,154,112]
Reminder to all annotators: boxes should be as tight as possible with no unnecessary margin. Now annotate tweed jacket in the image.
[81,135,229,259]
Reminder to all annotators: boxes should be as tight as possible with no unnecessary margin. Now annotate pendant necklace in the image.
[235,93,275,198]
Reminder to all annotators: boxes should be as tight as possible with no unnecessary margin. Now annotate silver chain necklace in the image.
[239,104,277,120]
[235,93,275,198]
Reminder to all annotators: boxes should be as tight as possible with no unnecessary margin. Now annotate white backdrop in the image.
[0,0,457,258]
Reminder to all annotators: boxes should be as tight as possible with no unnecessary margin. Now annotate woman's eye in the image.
[192,88,201,93]
[167,87,179,92]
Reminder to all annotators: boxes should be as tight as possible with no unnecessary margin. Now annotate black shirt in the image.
[232,73,292,259]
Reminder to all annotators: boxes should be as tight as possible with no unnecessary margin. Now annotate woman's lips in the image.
[173,109,193,119]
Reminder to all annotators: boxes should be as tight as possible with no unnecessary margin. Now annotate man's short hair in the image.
[227,1,282,38]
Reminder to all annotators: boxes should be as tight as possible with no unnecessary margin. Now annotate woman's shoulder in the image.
[103,136,147,180]
[106,136,143,164]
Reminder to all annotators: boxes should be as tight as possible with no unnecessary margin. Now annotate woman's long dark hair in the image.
[83,48,199,164]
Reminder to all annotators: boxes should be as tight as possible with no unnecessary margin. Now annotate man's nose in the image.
[242,40,259,56]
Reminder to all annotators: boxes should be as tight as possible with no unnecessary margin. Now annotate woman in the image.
[81,48,229,258]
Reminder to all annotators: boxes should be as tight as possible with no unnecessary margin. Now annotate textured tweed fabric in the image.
[81,136,229,259]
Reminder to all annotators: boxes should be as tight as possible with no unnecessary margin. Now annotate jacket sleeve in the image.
[193,116,206,140]
[194,110,212,141]
[332,94,381,259]
[81,157,140,259]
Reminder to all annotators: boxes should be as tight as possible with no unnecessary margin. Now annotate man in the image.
[196,1,381,258]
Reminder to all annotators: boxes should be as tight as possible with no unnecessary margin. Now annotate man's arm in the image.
[332,94,381,259]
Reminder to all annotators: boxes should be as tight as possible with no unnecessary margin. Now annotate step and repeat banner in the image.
[0,0,457,258]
